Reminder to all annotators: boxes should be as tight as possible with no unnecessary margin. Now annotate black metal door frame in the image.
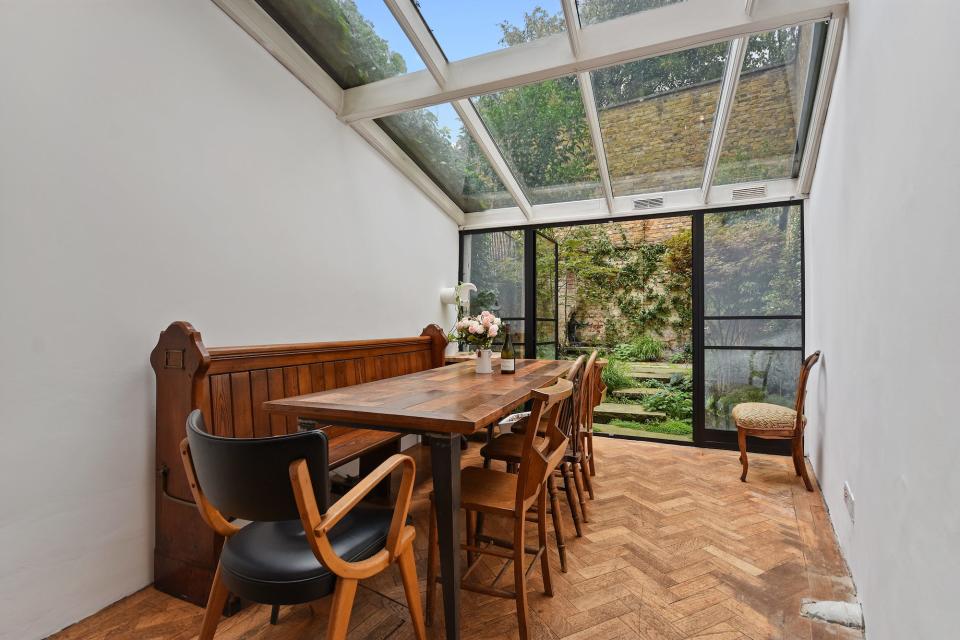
[459,200,804,455]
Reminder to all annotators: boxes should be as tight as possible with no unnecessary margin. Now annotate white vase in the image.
[476,348,493,374]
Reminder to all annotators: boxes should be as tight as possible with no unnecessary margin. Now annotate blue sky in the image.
[357,0,562,138]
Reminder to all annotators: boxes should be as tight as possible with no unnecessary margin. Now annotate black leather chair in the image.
[180,410,426,640]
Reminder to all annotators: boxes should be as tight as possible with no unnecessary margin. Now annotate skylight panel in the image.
[376,103,514,213]
[255,0,425,89]
[471,75,604,206]
[714,22,827,186]
[415,1,566,62]
[576,0,688,27]
[590,42,729,196]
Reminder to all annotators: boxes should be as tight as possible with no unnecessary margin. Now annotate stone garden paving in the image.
[595,362,694,442]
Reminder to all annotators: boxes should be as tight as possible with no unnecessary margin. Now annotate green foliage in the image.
[670,343,693,364]
[613,335,664,362]
[641,385,693,421]
[601,358,634,392]
[608,418,693,436]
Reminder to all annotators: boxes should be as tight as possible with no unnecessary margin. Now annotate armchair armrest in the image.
[179,439,241,538]
[289,453,417,579]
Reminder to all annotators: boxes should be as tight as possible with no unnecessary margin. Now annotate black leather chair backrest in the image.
[185,410,331,522]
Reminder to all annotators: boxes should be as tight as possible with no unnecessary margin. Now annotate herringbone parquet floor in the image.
[50,438,861,640]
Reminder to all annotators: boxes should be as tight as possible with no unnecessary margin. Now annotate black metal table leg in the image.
[429,433,462,640]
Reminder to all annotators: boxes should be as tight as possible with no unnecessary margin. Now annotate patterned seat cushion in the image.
[731,402,797,430]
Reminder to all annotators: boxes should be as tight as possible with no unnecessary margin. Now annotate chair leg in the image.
[269,604,280,625]
[465,509,477,567]
[513,516,530,640]
[425,498,438,627]
[796,436,815,492]
[579,456,595,500]
[560,463,582,537]
[738,428,749,482]
[397,545,428,640]
[199,562,229,640]
[326,578,358,640]
[792,437,803,476]
[572,461,589,523]
[587,430,597,477]
[546,475,567,572]
[537,489,553,597]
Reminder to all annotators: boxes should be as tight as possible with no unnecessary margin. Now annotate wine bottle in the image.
[500,323,516,374]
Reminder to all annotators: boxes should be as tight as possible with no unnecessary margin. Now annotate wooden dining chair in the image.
[479,356,585,571]
[180,410,426,640]
[425,378,574,640]
[733,351,822,491]
[584,356,605,478]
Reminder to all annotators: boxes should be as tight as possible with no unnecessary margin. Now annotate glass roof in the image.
[416,1,565,62]
[376,104,514,213]
[591,41,729,196]
[714,23,826,185]
[253,2,833,219]
[255,0,425,88]
[472,75,604,206]
[576,0,688,27]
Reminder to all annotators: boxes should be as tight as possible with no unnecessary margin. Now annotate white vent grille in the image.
[731,185,767,200]
[633,196,664,210]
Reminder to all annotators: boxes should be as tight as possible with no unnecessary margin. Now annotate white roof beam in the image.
[745,0,757,16]
[352,120,465,225]
[578,72,615,214]
[701,36,749,202]
[798,14,845,194]
[382,0,448,86]
[213,0,343,113]
[452,100,534,220]
[341,0,847,122]
[560,0,583,58]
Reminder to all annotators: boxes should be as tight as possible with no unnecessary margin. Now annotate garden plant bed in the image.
[593,402,666,423]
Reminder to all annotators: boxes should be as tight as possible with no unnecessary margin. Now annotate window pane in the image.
[705,349,801,431]
[537,320,556,343]
[416,1,565,62]
[463,231,525,319]
[577,0,687,27]
[537,344,558,359]
[704,205,802,316]
[473,76,604,205]
[714,23,822,185]
[591,42,728,195]
[536,233,557,318]
[705,319,802,348]
[256,0,424,89]
[377,104,513,212]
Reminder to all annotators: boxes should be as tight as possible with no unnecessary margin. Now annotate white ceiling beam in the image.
[560,0,583,58]
[578,72,615,214]
[382,0,448,86]
[213,0,343,113]
[701,37,749,202]
[798,14,845,195]
[340,0,847,122]
[745,0,757,16]
[452,100,534,220]
[351,120,465,225]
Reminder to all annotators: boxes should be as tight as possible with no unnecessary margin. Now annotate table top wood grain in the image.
[263,359,572,435]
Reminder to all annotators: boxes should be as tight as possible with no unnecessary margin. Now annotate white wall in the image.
[0,2,458,638]
[805,2,960,638]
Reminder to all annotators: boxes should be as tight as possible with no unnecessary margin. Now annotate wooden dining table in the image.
[263,357,573,640]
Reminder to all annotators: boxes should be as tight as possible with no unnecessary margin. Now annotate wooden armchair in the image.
[733,351,822,491]
[180,410,425,640]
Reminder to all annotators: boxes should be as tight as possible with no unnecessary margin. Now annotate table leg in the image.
[429,434,461,640]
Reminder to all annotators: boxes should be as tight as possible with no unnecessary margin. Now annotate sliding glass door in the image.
[694,204,804,450]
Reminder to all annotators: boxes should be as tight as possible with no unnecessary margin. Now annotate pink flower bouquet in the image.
[449,311,502,350]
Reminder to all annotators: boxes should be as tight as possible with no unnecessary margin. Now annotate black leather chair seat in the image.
[220,500,393,605]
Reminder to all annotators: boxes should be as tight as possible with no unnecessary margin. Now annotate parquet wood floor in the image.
[49,438,861,640]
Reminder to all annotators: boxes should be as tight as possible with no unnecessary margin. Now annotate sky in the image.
[357,0,564,138]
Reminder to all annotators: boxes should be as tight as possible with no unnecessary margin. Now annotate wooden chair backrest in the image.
[557,356,586,449]
[578,350,599,433]
[516,378,574,510]
[794,350,822,431]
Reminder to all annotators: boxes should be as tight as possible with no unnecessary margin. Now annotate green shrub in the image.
[609,418,693,436]
[612,335,664,362]
[601,358,634,391]
[642,388,693,420]
[670,342,693,364]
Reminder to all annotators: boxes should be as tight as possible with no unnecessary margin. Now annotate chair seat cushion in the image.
[498,411,531,433]
[219,500,393,605]
[732,402,797,431]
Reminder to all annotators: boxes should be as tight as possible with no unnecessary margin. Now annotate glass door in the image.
[461,230,526,356]
[694,204,804,450]
[531,231,559,359]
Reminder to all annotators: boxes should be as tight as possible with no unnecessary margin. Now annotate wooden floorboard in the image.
[48,438,860,640]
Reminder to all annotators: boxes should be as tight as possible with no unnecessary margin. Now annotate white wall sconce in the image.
[440,282,476,308]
